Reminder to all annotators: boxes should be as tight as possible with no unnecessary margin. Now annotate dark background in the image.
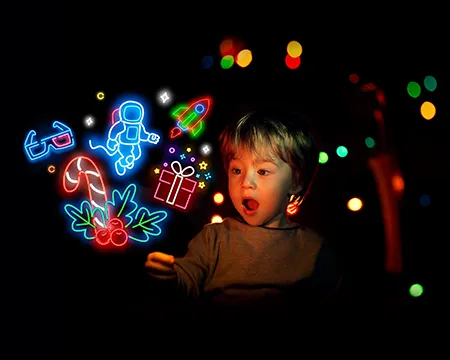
[6,2,448,342]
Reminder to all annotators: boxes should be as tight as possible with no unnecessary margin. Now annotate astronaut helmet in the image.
[119,100,144,123]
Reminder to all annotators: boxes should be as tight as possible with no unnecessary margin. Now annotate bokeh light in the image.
[373,109,383,122]
[236,49,252,68]
[376,89,386,106]
[424,75,437,92]
[365,137,376,148]
[392,174,405,193]
[219,39,234,57]
[219,36,245,58]
[285,54,301,69]
[409,283,423,297]
[201,55,213,69]
[336,146,348,158]
[96,91,105,100]
[211,215,223,223]
[347,197,363,212]
[318,151,328,164]
[420,101,436,120]
[287,40,302,58]
[419,194,430,207]
[221,55,234,69]
[407,82,421,98]
[213,192,224,205]
[349,73,360,84]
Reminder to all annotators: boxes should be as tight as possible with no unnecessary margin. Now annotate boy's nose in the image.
[241,173,256,189]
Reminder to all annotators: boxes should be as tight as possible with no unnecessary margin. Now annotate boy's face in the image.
[227,148,299,228]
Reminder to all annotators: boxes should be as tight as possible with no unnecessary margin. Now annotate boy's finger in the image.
[145,261,176,274]
[151,252,175,264]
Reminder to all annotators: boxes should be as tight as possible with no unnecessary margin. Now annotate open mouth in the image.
[243,198,259,213]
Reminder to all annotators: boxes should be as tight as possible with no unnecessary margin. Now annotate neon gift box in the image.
[154,161,197,210]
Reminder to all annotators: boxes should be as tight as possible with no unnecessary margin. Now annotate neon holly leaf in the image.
[104,183,138,227]
[64,200,96,240]
[127,207,168,243]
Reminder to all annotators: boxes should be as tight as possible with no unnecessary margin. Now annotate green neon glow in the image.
[64,200,101,240]
[170,104,188,118]
[191,121,204,138]
[129,207,168,242]
[180,112,198,128]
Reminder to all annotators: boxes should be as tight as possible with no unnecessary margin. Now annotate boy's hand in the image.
[145,252,177,281]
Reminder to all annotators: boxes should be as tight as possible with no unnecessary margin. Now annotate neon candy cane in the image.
[63,156,109,229]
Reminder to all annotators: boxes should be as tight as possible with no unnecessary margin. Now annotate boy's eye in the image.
[231,168,241,174]
[258,169,269,176]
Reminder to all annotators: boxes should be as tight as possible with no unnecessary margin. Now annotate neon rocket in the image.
[169,96,212,139]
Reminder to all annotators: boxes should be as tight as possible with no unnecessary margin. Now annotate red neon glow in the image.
[170,127,182,139]
[63,156,109,234]
[111,108,119,124]
[96,218,128,247]
[286,203,298,216]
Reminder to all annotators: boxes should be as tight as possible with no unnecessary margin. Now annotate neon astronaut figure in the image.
[89,100,160,176]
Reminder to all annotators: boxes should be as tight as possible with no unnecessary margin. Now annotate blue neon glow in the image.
[195,104,205,114]
[24,121,75,162]
[88,100,160,176]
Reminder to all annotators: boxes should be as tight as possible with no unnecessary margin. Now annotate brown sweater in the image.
[174,217,340,312]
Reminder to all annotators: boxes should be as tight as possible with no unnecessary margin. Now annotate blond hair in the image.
[219,109,318,196]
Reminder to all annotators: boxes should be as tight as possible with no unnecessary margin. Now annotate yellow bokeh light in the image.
[236,49,252,68]
[347,197,363,211]
[420,101,436,120]
[287,41,302,58]
[213,192,224,205]
[211,215,223,223]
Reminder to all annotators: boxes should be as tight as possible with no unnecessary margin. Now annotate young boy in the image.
[145,108,341,314]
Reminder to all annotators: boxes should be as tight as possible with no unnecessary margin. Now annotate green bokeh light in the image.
[409,283,423,297]
[365,137,376,148]
[318,152,328,164]
[424,75,437,92]
[407,81,421,98]
[221,55,234,69]
[336,146,348,158]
